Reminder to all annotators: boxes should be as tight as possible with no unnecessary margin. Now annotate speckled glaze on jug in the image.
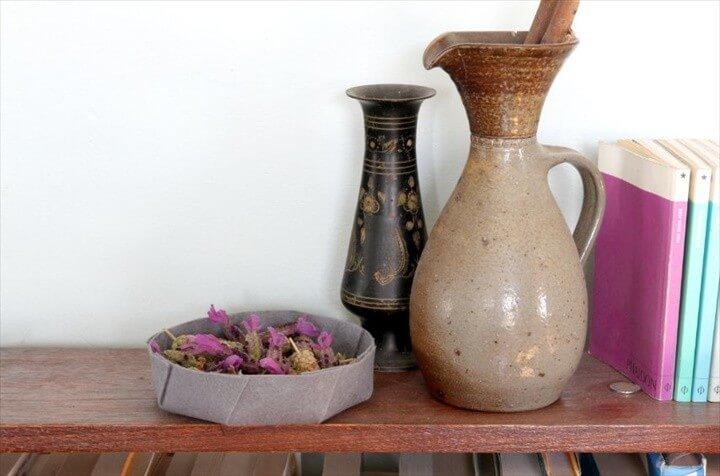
[410,32,606,412]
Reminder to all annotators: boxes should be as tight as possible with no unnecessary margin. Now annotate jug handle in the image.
[545,147,606,265]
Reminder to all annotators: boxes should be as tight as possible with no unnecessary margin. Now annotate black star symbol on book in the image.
[702,175,708,180]
[681,172,687,179]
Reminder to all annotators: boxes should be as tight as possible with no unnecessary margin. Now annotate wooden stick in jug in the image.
[525,0,557,44]
[541,0,579,44]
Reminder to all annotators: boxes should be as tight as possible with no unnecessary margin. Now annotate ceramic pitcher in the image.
[410,32,605,411]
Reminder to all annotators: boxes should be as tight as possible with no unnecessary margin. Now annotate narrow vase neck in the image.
[359,101,424,158]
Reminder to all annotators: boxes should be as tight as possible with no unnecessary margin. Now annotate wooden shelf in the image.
[1,348,718,454]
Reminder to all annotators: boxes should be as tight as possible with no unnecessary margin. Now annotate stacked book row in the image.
[2,452,717,476]
[590,139,719,402]
[476,452,716,476]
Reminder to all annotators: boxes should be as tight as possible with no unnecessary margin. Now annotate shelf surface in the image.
[1,348,718,453]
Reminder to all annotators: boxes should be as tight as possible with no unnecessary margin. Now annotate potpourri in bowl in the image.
[151,306,358,375]
[147,309,375,425]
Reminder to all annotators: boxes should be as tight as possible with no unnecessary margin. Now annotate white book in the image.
[163,453,197,476]
[541,453,580,475]
[191,453,297,476]
[322,454,361,476]
[90,453,128,476]
[497,454,543,476]
[709,291,720,402]
[593,453,646,475]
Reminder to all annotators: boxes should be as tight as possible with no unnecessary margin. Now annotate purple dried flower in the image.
[265,346,283,362]
[267,326,286,348]
[314,346,338,368]
[149,340,161,353]
[220,354,243,373]
[295,315,319,337]
[274,323,296,336]
[224,324,243,341]
[259,357,285,375]
[181,334,230,356]
[242,314,261,333]
[207,304,229,326]
[316,331,333,349]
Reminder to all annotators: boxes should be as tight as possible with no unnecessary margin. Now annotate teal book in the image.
[658,140,711,401]
[682,139,720,401]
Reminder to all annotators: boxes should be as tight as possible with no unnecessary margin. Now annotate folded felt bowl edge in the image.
[148,310,376,425]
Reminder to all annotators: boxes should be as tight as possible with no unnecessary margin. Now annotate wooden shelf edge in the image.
[2,423,718,454]
[3,349,719,454]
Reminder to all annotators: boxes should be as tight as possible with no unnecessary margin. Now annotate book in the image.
[189,453,297,476]
[539,453,581,476]
[707,454,720,476]
[691,140,720,404]
[474,454,501,476]
[645,453,706,476]
[163,452,198,475]
[579,453,646,476]
[656,139,712,401]
[590,141,689,400]
[397,454,475,476]
[709,295,720,403]
[90,453,129,476]
[322,454,361,476]
[496,454,543,475]
[680,139,720,401]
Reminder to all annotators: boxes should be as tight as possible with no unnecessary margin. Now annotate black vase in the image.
[341,84,435,372]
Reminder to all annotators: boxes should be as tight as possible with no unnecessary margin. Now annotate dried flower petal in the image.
[242,314,261,333]
[267,326,286,348]
[274,323,296,336]
[220,354,243,373]
[291,348,320,373]
[164,349,200,369]
[220,339,243,351]
[314,347,338,367]
[207,304,229,326]
[149,340,161,353]
[265,346,283,362]
[316,331,333,349]
[295,316,319,337]
[241,359,262,374]
[259,357,285,375]
[294,335,315,349]
[244,332,263,361]
[172,335,192,350]
[181,334,231,356]
[223,324,243,341]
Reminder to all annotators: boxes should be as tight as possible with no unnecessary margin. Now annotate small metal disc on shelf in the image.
[609,381,641,395]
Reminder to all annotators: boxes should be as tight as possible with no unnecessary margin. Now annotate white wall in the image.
[1,1,718,346]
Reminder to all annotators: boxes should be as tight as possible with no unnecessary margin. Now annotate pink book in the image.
[590,141,690,400]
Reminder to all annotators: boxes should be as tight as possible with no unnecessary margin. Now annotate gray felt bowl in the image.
[148,311,375,425]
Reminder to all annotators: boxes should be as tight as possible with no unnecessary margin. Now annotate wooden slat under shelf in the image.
[0,348,718,454]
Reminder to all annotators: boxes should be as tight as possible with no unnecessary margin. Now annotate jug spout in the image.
[423,31,577,138]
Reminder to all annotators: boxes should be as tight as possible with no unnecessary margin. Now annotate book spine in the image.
[692,198,720,401]
[709,297,720,403]
[657,200,688,400]
[673,200,710,401]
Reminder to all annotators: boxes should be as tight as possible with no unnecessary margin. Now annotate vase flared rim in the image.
[346,84,436,103]
[424,31,578,70]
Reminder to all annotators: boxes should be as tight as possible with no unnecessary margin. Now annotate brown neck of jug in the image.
[423,31,577,139]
